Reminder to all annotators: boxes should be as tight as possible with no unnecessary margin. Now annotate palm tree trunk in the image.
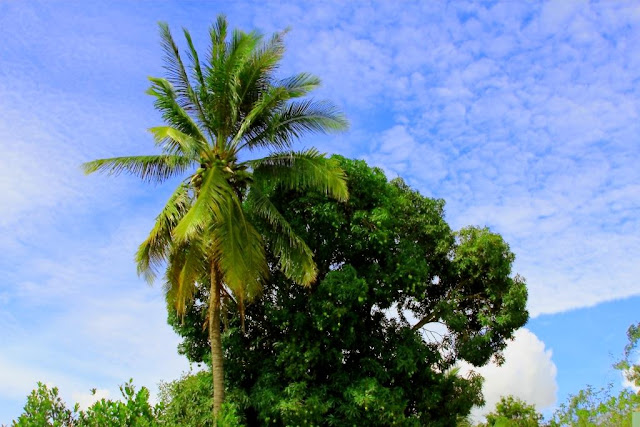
[209,264,224,418]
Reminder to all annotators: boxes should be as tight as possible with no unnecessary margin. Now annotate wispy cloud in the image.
[0,213,190,420]
[246,1,640,316]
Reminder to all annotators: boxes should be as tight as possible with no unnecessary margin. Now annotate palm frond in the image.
[226,29,261,87]
[236,30,286,106]
[172,165,238,242]
[182,28,219,142]
[277,72,321,98]
[147,77,207,142]
[183,28,206,89]
[164,241,207,317]
[250,149,349,201]
[158,22,208,125]
[211,201,268,303]
[148,126,207,157]
[82,155,193,183]
[206,22,264,146]
[240,100,348,151]
[136,183,192,283]
[222,29,262,132]
[205,16,232,140]
[230,85,288,150]
[209,14,228,57]
[231,74,324,152]
[247,187,317,285]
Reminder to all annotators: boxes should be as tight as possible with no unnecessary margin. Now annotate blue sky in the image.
[1,0,639,422]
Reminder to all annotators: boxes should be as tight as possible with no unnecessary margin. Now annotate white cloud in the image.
[460,328,558,423]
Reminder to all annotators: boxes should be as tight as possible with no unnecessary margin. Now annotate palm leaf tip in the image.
[81,160,99,175]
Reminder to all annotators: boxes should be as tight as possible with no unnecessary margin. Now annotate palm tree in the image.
[83,16,348,416]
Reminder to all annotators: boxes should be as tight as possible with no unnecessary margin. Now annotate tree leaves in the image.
[211,203,267,305]
[172,165,237,243]
[251,149,349,202]
[166,156,526,425]
[85,17,349,314]
[247,187,317,286]
[146,77,207,142]
[82,155,193,183]
[240,100,348,151]
[149,126,207,157]
[136,183,192,283]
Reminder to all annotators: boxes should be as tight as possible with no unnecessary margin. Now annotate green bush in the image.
[13,375,244,427]
[157,370,243,426]
[13,380,161,427]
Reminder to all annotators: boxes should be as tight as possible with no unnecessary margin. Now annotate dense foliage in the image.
[169,156,529,425]
[158,371,245,427]
[17,157,528,425]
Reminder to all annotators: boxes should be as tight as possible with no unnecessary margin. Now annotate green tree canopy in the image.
[169,156,529,425]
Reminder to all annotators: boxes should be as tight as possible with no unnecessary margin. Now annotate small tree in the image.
[483,396,543,426]
[551,385,640,427]
[13,383,75,427]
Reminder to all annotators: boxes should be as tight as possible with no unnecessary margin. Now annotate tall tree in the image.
[83,16,348,417]
[169,157,530,425]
